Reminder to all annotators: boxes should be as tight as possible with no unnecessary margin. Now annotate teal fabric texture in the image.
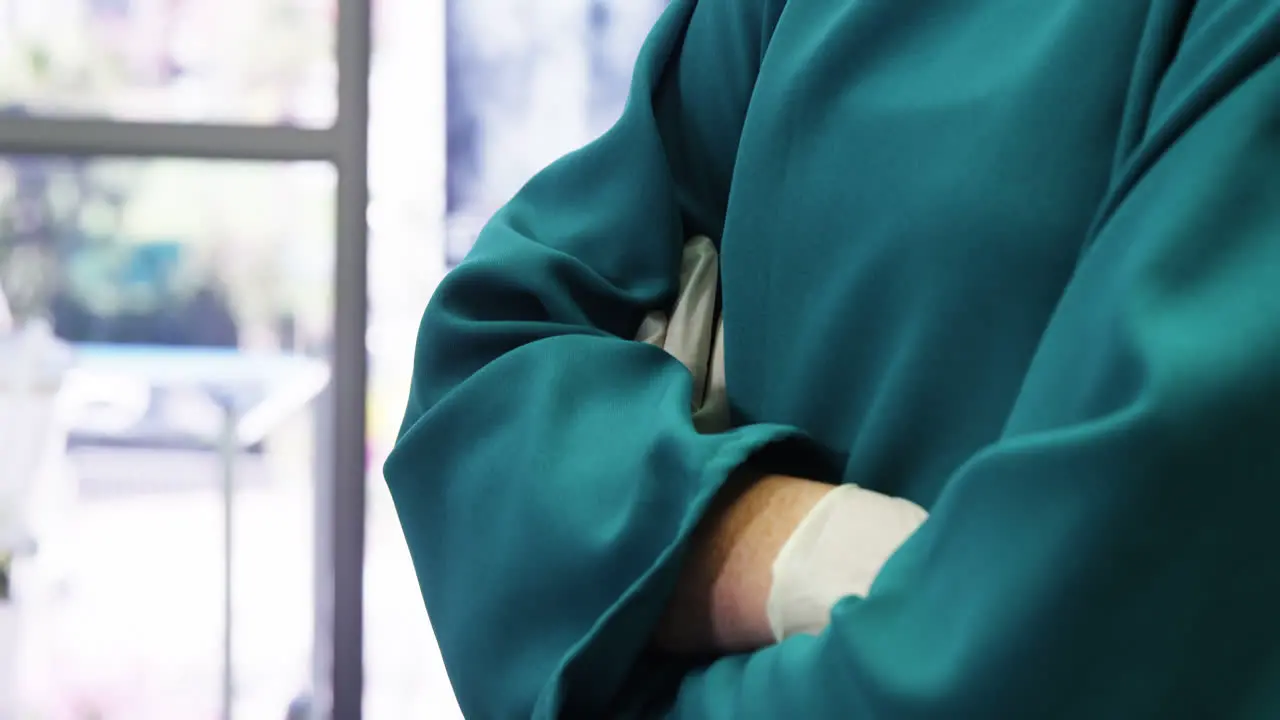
[385,1,1280,717]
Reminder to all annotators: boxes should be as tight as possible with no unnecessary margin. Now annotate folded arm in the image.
[655,12,1280,718]
[384,2,807,717]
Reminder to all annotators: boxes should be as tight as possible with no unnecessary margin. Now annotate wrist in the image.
[655,472,833,654]
[709,474,834,649]
[766,484,929,641]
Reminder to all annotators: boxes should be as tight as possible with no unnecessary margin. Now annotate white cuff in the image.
[766,484,928,642]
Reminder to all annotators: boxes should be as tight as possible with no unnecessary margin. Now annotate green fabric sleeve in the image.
[664,11,1280,719]
[382,2,805,717]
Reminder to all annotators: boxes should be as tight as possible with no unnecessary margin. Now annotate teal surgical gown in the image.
[385,1,1280,717]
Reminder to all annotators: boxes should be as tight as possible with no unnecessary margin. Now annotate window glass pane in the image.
[443,0,668,264]
[364,0,455,716]
[0,0,335,127]
[0,155,334,718]
[359,1,667,718]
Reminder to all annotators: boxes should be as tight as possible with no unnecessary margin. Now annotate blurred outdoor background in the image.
[0,0,667,717]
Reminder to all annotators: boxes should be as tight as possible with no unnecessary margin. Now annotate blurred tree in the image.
[0,116,131,324]
[1,0,333,347]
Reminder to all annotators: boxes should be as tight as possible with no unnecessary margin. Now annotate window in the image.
[0,156,334,346]
[0,0,335,126]
[444,0,667,264]
[1,1,671,717]
[0,155,334,718]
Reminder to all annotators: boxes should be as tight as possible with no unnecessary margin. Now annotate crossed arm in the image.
[385,0,1280,717]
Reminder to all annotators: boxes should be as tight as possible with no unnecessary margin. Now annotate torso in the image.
[719,1,1159,505]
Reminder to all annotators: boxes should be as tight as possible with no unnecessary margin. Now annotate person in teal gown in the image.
[384,1,1280,717]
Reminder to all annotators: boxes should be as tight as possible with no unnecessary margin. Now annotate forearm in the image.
[653,473,835,654]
